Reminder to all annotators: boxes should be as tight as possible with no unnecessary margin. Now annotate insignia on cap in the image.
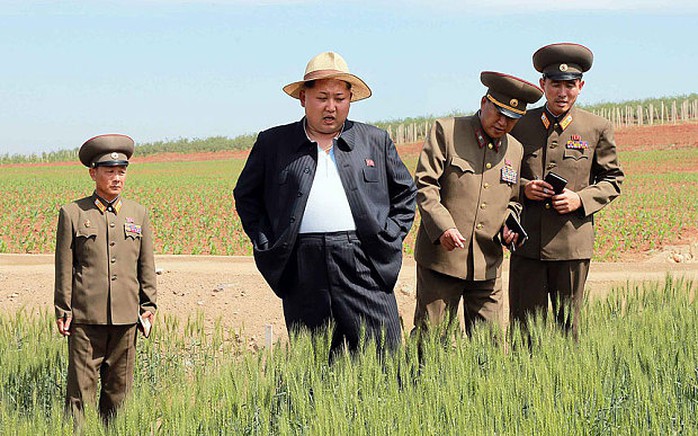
[110,152,119,159]
[510,98,519,107]
[559,63,568,72]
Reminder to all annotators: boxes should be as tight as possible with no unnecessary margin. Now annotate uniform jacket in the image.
[233,118,417,296]
[414,115,523,281]
[54,194,157,324]
[511,106,624,260]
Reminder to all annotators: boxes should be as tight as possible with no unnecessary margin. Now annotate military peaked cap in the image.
[480,71,544,119]
[533,42,593,81]
[79,134,135,168]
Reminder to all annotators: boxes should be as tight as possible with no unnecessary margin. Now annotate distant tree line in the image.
[0,134,256,165]
[2,94,696,164]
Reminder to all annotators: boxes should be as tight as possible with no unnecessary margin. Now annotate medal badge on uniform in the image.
[566,134,588,150]
[124,221,142,238]
[500,159,518,184]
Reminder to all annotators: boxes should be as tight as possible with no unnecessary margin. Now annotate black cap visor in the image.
[543,72,583,81]
[92,160,130,168]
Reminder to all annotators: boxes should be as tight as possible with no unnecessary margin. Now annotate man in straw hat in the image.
[508,43,624,339]
[234,52,416,357]
[54,134,157,423]
[412,71,543,337]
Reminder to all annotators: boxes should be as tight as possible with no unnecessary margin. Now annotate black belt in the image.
[297,230,359,242]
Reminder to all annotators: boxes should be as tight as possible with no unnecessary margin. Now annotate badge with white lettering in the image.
[501,161,518,184]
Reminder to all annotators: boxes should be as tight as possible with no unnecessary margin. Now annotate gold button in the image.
[111,258,116,263]
[488,143,493,149]
[476,223,483,230]
[480,203,487,209]
[545,203,551,209]
[483,183,489,189]
[110,222,115,228]
[547,163,556,169]
[111,275,117,281]
[485,163,492,169]
[110,241,115,247]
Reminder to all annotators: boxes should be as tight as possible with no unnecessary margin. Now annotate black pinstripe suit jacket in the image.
[233,118,417,296]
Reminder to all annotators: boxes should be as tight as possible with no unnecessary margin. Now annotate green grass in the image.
[0,277,696,434]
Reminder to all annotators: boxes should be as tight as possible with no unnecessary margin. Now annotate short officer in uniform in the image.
[54,134,157,422]
[508,43,624,338]
[413,72,543,336]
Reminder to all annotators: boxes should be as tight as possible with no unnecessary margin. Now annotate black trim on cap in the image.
[92,160,130,168]
[542,72,583,81]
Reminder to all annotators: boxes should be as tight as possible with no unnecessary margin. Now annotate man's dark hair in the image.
[303,80,352,91]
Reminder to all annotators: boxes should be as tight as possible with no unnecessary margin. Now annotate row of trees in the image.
[2,94,696,164]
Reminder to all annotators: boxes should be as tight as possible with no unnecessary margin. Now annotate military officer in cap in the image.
[413,72,543,336]
[54,134,157,422]
[508,43,624,339]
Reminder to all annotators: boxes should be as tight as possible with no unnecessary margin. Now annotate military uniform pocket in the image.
[450,156,474,174]
[563,146,590,161]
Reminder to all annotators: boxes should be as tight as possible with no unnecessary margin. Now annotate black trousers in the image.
[281,231,402,355]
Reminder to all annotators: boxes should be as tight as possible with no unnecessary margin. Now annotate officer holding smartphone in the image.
[508,43,624,339]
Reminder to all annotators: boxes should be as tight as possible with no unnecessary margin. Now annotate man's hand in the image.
[552,188,582,214]
[56,316,72,337]
[524,179,554,201]
[439,228,466,251]
[501,224,520,249]
[141,310,154,324]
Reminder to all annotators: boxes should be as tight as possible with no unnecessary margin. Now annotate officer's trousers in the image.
[412,264,502,337]
[508,256,590,339]
[66,324,137,422]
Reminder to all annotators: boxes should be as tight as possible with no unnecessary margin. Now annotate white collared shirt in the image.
[298,126,356,233]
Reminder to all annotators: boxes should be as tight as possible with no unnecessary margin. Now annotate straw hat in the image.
[283,51,372,102]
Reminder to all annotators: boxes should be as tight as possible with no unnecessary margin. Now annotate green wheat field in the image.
[1,277,696,434]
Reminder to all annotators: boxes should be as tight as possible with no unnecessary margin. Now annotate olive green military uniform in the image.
[508,44,624,337]
[413,72,543,335]
[54,134,156,421]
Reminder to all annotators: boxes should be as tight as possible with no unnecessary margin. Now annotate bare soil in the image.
[2,249,696,348]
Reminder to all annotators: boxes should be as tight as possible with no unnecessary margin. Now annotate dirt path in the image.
[1,252,696,347]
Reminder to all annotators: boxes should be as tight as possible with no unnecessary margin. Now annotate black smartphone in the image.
[504,213,528,251]
[544,171,568,195]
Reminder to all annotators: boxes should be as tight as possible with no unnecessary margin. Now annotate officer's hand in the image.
[502,225,520,248]
[552,189,582,214]
[141,311,154,324]
[56,316,72,337]
[524,179,554,201]
[439,228,466,251]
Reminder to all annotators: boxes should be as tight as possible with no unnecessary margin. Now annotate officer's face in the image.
[540,78,585,116]
[479,98,518,139]
[300,79,351,138]
[89,166,127,201]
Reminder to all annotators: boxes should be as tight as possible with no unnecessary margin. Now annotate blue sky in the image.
[0,0,696,155]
